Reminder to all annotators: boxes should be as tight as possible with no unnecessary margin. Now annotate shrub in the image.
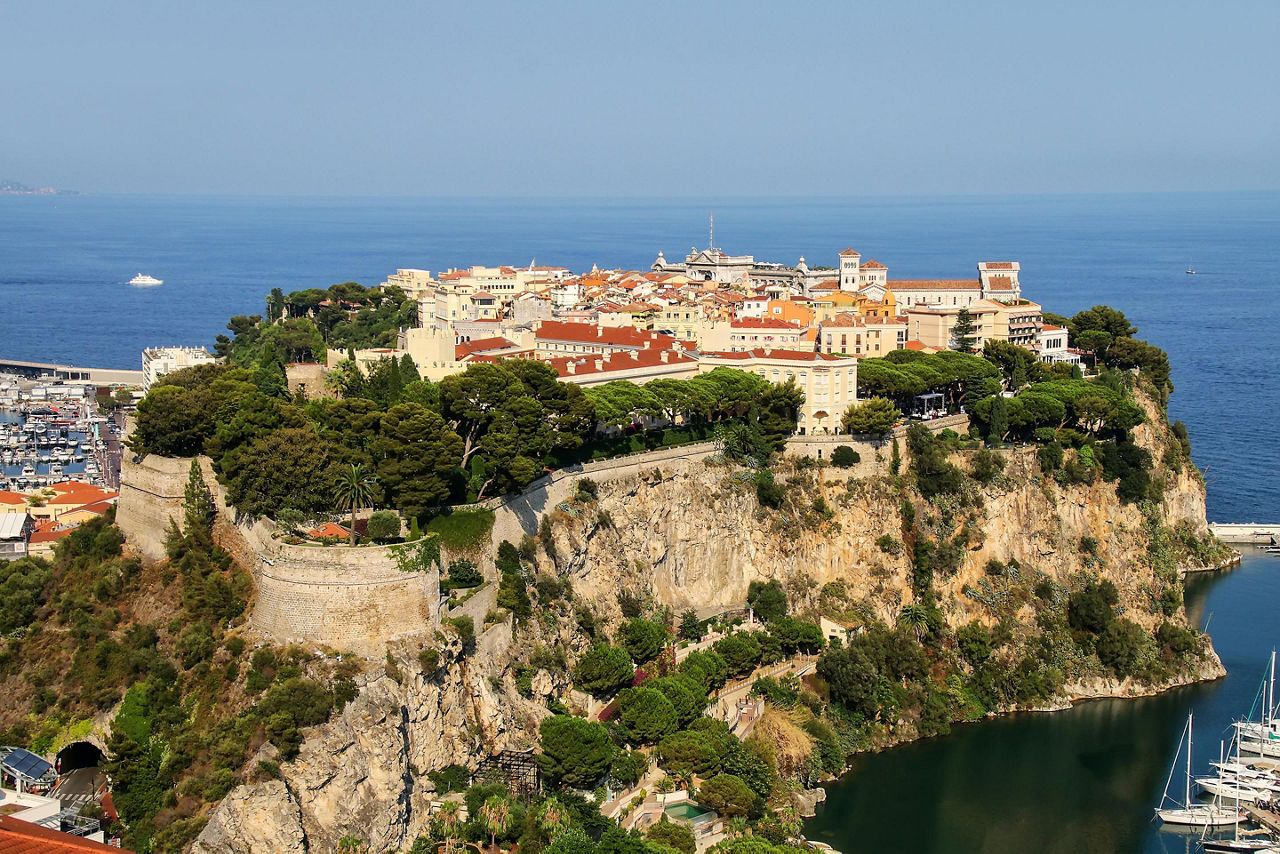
[618,618,668,665]
[448,616,475,652]
[366,509,401,543]
[830,446,861,468]
[747,580,787,622]
[572,644,635,697]
[645,819,695,854]
[697,774,756,817]
[443,559,483,591]
[875,534,902,556]
[1067,580,1118,636]
[755,470,784,509]
[970,448,1005,484]
[1095,618,1149,678]
[1037,441,1064,473]
[618,686,678,744]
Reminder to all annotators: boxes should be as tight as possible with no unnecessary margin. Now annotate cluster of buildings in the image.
[0,480,119,560]
[321,240,1074,433]
[141,240,1077,435]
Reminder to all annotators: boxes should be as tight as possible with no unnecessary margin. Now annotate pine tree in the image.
[951,308,978,352]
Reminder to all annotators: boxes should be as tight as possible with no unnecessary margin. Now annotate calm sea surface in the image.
[1,192,1277,849]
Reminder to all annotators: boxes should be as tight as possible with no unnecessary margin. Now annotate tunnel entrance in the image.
[55,741,103,775]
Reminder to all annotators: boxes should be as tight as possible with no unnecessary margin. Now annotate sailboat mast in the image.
[1186,712,1193,809]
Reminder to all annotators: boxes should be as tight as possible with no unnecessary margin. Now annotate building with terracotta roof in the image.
[0,813,118,850]
[546,347,699,387]
[0,490,28,514]
[698,349,858,435]
[532,320,681,358]
[27,483,118,523]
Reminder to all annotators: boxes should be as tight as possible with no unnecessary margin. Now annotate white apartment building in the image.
[142,346,216,391]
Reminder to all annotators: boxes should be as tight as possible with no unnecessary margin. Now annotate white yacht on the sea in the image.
[128,273,163,286]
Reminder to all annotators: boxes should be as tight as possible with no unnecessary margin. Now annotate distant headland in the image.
[0,179,77,195]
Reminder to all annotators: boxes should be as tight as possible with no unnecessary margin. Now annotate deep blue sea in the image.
[2,192,1278,852]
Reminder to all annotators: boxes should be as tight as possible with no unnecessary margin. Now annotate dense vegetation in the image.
[0,464,359,851]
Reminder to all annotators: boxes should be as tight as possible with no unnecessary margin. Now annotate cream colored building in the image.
[905,299,1042,352]
[818,313,908,357]
[141,346,216,391]
[698,349,858,435]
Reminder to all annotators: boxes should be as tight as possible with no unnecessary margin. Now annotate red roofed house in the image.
[697,317,809,353]
[29,482,119,523]
[533,320,682,358]
[0,490,28,514]
[307,522,350,540]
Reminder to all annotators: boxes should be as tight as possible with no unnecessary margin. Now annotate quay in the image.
[1208,523,1280,544]
[1244,804,1280,835]
[0,357,141,386]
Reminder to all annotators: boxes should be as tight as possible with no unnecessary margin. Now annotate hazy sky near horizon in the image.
[4,1,1278,196]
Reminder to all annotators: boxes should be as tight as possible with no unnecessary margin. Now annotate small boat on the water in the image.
[128,273,163,286]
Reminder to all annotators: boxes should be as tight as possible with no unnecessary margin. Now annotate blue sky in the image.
[4,1,1277,196]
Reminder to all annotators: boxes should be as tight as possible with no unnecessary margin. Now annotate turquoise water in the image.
[664,801,714,822]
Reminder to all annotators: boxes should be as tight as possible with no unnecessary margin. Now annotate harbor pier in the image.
[0,357,142,386]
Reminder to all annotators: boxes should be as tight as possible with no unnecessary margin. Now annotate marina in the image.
[0,374,120,494]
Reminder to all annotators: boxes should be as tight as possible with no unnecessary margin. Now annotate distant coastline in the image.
[0,179,77,195]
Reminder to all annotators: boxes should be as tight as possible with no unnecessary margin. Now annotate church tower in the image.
[838,248,861,292]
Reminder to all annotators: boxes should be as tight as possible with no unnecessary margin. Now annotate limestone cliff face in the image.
[191,393,1227,852]
[193,637,549,854]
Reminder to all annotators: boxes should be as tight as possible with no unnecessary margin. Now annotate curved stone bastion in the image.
[117,454,440,657]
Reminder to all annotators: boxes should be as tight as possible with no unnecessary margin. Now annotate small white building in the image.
[141,346,216,391]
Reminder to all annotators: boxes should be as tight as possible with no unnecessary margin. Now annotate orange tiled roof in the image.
[0,490,26,506]
[455,337,518,359]
[546,348,696,379]
[535,320,677,349]
[0,815,126,851]
[838,248,860,257]
[986,275,1014,290]
[860,259,886,269]
[307,522,350,539]
[703,348,851,362]
[985,262,1015,270]
[47,482,118,507]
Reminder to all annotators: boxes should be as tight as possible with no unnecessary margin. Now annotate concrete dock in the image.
[1209,523,1280,544]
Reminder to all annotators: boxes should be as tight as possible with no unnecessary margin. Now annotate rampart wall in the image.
[115,453,190,560]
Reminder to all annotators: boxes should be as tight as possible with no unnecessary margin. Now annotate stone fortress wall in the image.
[115,419,967,656]
[116,454,441,658]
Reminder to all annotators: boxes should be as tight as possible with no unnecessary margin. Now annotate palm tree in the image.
[333,463,378,546]
[537,796,569,841]
[724,817,749,839]
[897,603,930,642]
[671,769,694,792]
[478,795,511,851]
[435,800,461,854]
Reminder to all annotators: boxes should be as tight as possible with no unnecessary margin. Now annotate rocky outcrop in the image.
[193,391,1225,852]
[193,634,546,854]
[192,781,308,854]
